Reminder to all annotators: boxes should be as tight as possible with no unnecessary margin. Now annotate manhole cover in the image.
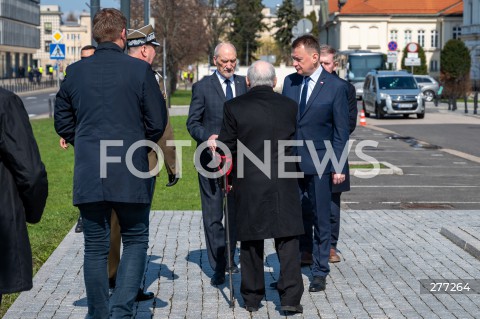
[399,203,454,209]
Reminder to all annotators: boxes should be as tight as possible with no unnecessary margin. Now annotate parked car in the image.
[414,75,439,102]
[362,70,425,119]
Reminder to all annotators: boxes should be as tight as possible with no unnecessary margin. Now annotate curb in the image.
[350,160,403,177]
[440,226,480,261]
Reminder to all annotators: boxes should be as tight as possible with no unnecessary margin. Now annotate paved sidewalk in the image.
[4,210,480,318]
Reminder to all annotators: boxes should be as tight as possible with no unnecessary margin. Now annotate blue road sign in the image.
[388,41,398,51]
[50,43,66,60]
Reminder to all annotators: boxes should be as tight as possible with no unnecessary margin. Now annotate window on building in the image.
[45,40,51,53]
[418,30,425,47]
[431,30,439,48]
[44,22,52,35]
[390,30,398,42]
[430,59,438,72]
[404,30,412,44]
[453,26,461,39]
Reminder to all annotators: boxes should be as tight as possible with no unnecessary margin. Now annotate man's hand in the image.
[332,173,345,185]
[59,138,69,150]
[207,134,218,153]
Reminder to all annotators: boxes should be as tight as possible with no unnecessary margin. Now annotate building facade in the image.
[319,0,463,76]
[295,0,321,18]
[461,0,480,85]
[0,0,40,78]
[34,5,91,72]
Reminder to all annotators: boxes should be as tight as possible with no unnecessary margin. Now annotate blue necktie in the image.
[299,76,310,115]
[225,79,233,101]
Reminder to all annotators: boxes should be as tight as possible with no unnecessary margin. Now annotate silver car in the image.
[413,75,439,102]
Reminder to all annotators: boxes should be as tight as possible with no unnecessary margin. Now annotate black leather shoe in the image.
[210,272,225,286]
[74,216,83,233]
[135,288,154,302]
[281,304,303,314]
[269,281,277,289]
[245,305,259,312]
[166,174,179,187]
[309,276,326,292]
[109,277,116,289]
[228,262,239,274]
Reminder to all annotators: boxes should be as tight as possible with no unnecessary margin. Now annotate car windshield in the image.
[378,76,418,90]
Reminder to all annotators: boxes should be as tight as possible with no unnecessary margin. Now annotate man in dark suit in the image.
[187,42,247,286]
[217,60,304,314]
[299,44,358,265]
[282,35,350,292]
[54,9,166,318]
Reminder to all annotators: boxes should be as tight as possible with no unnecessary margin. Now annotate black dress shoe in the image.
[210,272,225,286]
[228,262,239,274]
[135,288,154,302]
[309,276,326,292]
[166,174,179,187]
[74,216,83,233]
[281,304,303,314]
[245,305,259,312]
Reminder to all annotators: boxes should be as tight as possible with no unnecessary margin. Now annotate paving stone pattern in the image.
[4,210,480,318]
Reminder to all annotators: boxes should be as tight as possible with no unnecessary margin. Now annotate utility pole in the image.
[144,0,150,25]
[90,0,100,45]
[120,0,130,29]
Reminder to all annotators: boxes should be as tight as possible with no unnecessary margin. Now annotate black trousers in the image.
[240,236,304,307]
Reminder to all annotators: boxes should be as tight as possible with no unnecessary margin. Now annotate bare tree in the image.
[203,0,234,65]
[150,0,208,94]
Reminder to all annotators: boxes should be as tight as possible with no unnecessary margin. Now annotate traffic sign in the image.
[296,18,313,35]
[388,41,397,51]
[52,30,63,43]
[387,51,397,63]
[407,52,418,58]
[406,42,419,53]
[50,43,66,60]
[405,57,421,66]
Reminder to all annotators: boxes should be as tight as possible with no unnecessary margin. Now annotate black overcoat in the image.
[218,86,304,241]
[0,88,48,294]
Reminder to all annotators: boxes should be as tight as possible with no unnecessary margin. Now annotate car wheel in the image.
[362,101,370,117]
[424,90,434,102]
[375,103,384,119]
[417,113,425,119]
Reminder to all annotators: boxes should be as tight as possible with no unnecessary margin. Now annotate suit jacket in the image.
[0,88,48,294]
[55,42,167,205]
[187,72,247,145]
[282,69,350,176]
[218,86,304,241]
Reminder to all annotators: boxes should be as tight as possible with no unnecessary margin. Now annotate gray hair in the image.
[247,61,276,88]
[319,44,338,60]
[214,42,236,57]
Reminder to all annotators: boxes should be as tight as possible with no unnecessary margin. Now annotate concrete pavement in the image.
[4,209,480,318]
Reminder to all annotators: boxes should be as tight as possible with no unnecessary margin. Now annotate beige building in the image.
[319,0,463,75]
[34,5,91,71]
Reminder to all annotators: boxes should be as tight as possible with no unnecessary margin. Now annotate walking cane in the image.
[218,154,235,308]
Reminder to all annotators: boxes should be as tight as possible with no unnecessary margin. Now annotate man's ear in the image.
[213,56,217,66]
[273,77,277,89]
[246,77,250,88]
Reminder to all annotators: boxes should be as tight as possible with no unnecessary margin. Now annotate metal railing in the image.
[0,77,58,93]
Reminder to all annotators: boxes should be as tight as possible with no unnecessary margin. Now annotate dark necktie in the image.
[225,79,233,101]
[299,76,310,115]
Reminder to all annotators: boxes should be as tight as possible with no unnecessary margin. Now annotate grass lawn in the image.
[0,115,200,317]
[170,89,192,106]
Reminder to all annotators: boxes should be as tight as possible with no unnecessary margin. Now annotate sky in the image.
[43,0,282,18]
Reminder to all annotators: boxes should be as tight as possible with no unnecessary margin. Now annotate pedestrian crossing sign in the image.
[50,43,66,60]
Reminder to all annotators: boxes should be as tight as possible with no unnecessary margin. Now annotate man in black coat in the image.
[54,8,166,318]
[217,61,304,314]
[0,88,48,305]
[187,42,247,286]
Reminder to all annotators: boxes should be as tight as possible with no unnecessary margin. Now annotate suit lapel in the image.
[234,74,246,96]
[210,72,226,101]
[300,70,328,119]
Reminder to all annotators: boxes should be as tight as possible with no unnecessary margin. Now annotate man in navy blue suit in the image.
[282,35,350,292]
[187,42,247,286]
